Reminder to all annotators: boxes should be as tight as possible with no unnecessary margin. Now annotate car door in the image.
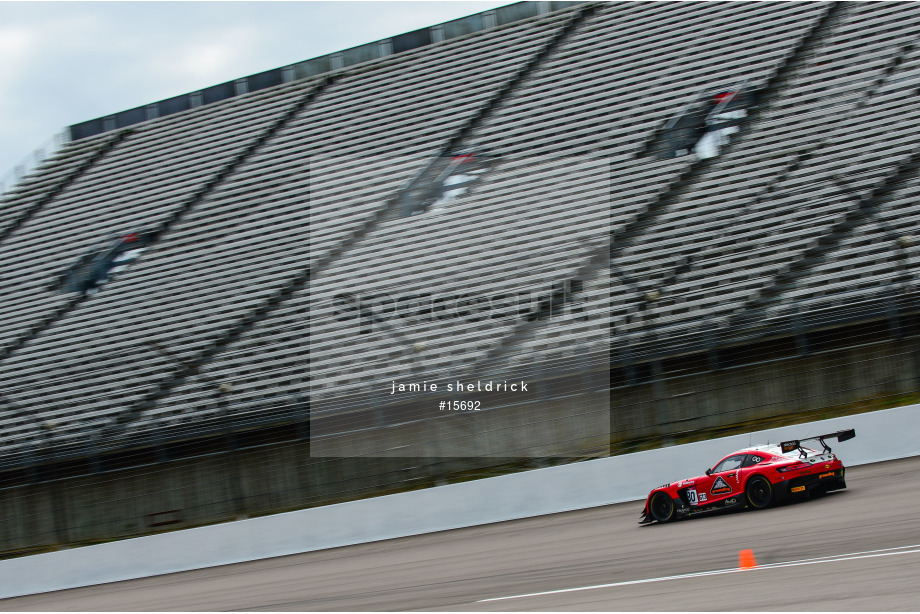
[739,452,770,489]
[707,454,745,502]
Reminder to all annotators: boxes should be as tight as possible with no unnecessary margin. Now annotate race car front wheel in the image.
[650,492,675,523]
[745,475,773,509]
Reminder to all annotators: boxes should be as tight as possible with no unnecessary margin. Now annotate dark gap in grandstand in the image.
[163,435,228,461]
[57,230,152,296]
[661,353,710,377]
[618,318,904,389]
[0,467,33,489]
[527,375,565,401]
[310,409,372,439]
[30,464,54,483]
[902,313,920,337]
[461,385,534,409]
[584,368,610,392]
[0,423,318,490]
[651,84,752,159]
[806,320,890,353]
[718,337,798,368]
[376,402,426,428]
[99,448,160,472]
[610,367,628,388]
[51,457,95,479]
[313,370,594,443]
[398,148,492,217]
[235,424,302,448]
[633,363,653,384]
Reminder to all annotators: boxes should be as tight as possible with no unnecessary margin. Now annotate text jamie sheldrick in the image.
[390,380,528,394]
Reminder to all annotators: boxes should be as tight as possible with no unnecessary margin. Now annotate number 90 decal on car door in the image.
[686,489,707,506]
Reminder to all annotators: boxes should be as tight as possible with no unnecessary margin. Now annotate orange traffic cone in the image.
[738,549,758,570]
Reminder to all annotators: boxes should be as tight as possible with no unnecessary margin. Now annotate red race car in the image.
[640,429,855,524]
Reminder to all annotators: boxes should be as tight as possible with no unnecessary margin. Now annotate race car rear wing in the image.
[781,429,855,457]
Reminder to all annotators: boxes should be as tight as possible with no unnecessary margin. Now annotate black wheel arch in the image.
[649,490,676,523]
[745,473,774,509]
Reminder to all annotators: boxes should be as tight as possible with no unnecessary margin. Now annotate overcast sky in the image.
[0,0,511,190]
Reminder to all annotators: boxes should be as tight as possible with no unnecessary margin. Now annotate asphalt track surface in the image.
[3,456,920,611]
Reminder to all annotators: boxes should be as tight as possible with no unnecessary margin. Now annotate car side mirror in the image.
[706,468,712,476]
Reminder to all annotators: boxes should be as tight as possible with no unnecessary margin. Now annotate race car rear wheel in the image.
[745,475,773,509]
[650,492,675,523]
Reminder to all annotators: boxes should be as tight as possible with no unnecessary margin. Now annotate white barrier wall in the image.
[1,404,918,599]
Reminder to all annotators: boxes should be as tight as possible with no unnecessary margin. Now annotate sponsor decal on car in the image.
[819,471,835,479]
[711,476,732,495]
[791,485,806,493]
[724,497,738,505]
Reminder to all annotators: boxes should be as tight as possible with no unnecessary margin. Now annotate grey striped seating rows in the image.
[2,1,919,451]
[0,8,578,449]
[609,4,920,342]
[0,81,313,354]
[117,2,835,432]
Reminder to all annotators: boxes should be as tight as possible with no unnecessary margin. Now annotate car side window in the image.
[742,454,765,468]
[712,454,745,474]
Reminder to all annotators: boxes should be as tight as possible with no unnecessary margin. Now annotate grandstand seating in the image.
[138,1,834,425]
[2,0,920,455]
[0,5,582,449]
[613,4,920,351]
[0,136,116,242]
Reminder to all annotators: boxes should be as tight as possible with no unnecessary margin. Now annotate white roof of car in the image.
[730,443,817,459]
[728,444,781,455]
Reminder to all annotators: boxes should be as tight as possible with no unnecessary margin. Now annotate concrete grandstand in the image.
[1,0,920,556]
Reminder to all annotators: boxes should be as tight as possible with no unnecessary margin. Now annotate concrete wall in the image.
[1,339,914,556]
[613,339,919,441]
[1,398,606,555]
[0,449,443,554]
[312,388,611,458]
[1,403,917,600]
